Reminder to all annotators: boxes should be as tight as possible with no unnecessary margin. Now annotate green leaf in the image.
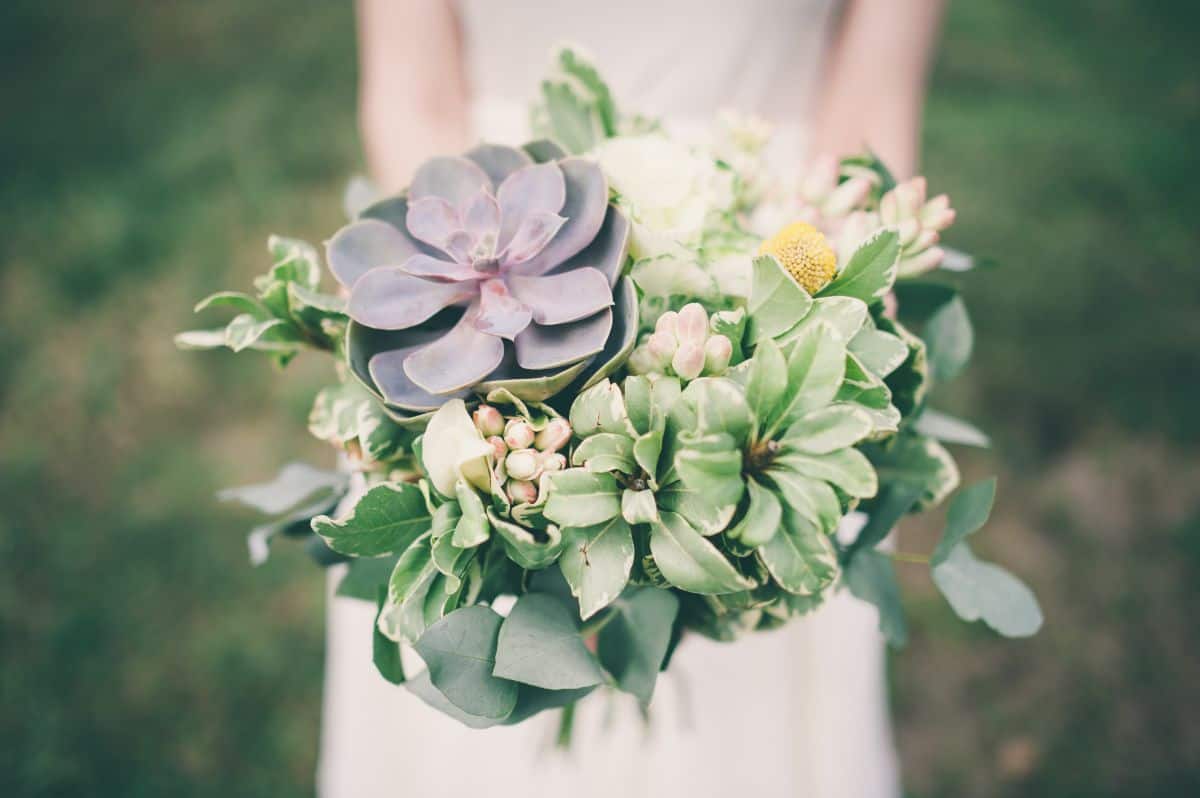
[923,295,973,382]
[336,555,399,601]
[597,587,680,705]
[494,594,605,689]
[773,447,878,499]
[266,234,321,288]
[537,79,603,154]
[373,587,405,684]
[845,482,923,559]
[287,282,346,334]
[780,404,874,455]
[218,462,346,515]
[931,543,1043,637]
[768,322,846,437]
[758,502,839,595]
[224,313,301,353]
[622,375,680,437]
[632,430,664,485]
[649,511,753,594]
[913,409,991,448]
[746,254,814,342]
[312,482,431,557]
[502,685,596,726]
[931,478,998,565]
[568,380,632,438]
[405,670,499,729]
[849,327,910,378]
[453,481,491,548]
[487,510,565,570]
[866,434,961,511]
[709,308,748,364]
[655,479,735,535]
[380,537,438,643]
[621,488,658,525]
[174,329,228,350]
[431,530,472,592]
[819,230,899,303]
[744,338,788,439]
[764,469,843,535]
[554,47,618,136]
[414,606,519,719]
[559,517,635,620]
[674,433,745,508]
[844,550,907,647]
[543,470,622,527]
[778,296,869,346]
[572,432,636,474]
[727,477,782,547]
[194,290,268,316]
[682,377,753,444]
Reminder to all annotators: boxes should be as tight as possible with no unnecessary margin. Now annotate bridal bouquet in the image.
[180,49,1041,729]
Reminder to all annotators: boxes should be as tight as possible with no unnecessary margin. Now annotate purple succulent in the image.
[328,143,633,413]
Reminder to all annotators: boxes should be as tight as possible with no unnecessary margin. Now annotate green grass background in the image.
[1,1,1197,796]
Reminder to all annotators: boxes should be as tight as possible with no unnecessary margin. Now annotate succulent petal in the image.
[500,212,568,265]
[400,252,483,283]
[506,268,613,325]
[403,305,506,394]
[474,279,533,340]
[348,267,474,330]
[460,188,501,248]
[405,195,463,254]
[512,158,608,277]
[543,205,630,287]
[496,162,567,251]
[514,308,613,370]
[410,156,492,207]
[464,143,535,186]
[325,219,420,289]
[368,343,470,411]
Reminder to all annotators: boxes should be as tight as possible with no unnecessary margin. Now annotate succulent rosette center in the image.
[325,144,635,414]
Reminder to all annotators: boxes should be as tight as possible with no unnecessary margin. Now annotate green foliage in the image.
[559,517,635,620]
[819,230,900,304]
[596,587,680,705]
[531,47,618,154]
[493,594,605,690]
[311,482,430,557]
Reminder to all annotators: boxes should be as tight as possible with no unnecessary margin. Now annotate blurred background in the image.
[2,1,1197,796]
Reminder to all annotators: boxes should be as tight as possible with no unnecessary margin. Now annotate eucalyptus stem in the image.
[889,551,931,565]
[555,701,577,749]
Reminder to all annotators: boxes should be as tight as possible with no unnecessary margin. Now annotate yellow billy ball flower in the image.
[758,221,837,294]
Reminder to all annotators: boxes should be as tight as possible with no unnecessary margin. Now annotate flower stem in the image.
[889,551,931,565]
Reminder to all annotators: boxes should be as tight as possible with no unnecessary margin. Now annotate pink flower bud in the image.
[506,479,539,505]
[540,452,567,472]
[504,449,542,481]
[534,418,572,453]
[882,291,899,320]
[646,331,678,361]
[626,346,660,375]
[503,418,535,449]
[909,228,940,253]
[880,190,900,226]
[472,404,505,437]
[896,218,921,248]
[486,435,508,462]
[920,195,956,231]
[672,342,706,380]
[703,334,733,374]
[823,176,872,218]
[900,246,944,276]
[654,310,679,339]
[676,303,709,344]
[800,154,838,202]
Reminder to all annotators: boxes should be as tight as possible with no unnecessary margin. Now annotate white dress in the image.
[319,2,901,796]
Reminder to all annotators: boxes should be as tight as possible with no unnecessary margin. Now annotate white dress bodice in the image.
[319,3,902,796]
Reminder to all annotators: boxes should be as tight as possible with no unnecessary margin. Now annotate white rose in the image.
[594,134,730,260]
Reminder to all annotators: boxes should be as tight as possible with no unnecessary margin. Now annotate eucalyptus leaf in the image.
[866,434,960,511]
[913,409,991,448]
[649,511,753,594]
[414,606,519,719]
[844,550,907,647]
[373,587,405,684]
[336,554,399,601]
[559,516,635,620]
[218,462,346,515]
[931,543,1043,638]
[845,482,924,559]
[312,482,431,557]
[923,294,973,383]
[494,593,605,689]
[597,587,680,705]
[931,478,998,565]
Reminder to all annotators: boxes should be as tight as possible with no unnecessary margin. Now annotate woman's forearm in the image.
[357,0,470,193]
[810,0,946,178]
